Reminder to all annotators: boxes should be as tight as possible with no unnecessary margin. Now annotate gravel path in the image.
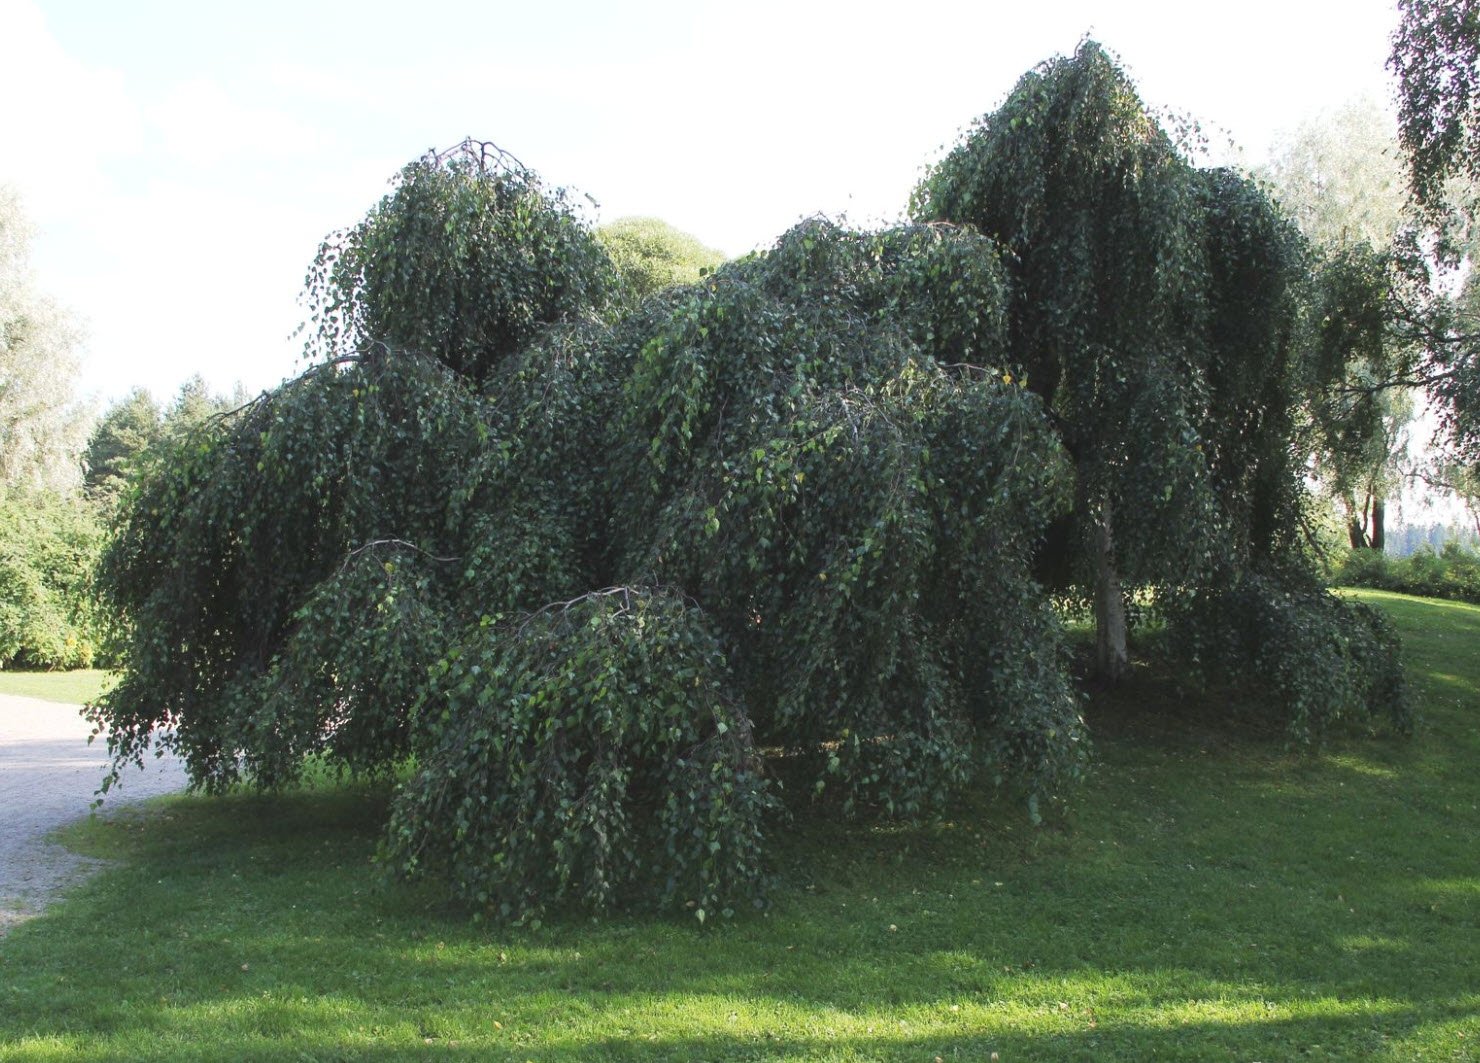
[0,693,186,933]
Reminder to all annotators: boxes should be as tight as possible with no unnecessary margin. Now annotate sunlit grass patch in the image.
[0,668,112,705]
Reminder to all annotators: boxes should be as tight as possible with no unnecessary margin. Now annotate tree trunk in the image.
[1346,492,1372,550]
[1371,495,1385,552]
[1094,497,1129,683]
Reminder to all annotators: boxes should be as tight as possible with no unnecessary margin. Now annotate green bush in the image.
[1334,542,1480,605]
[1167,568,1411,743]
[386,588,773,923]
[0,489,105,670]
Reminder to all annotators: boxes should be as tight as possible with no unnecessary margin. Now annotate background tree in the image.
[164,374,247,429]
[0,185,88,493]
[0,487,103,669]
[595,216,725,305]
[1262,98,1407,249]
[85,377,249,506]
[1260,100,1416,552]
[84,388,163,504]
[0,186,106,668]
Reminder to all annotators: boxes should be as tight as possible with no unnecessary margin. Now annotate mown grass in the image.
[0,590,1475,1061]
[0,669,111,706]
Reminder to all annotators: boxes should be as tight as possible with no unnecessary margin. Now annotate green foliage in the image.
[387,588,772,922]
[913,40,1409,733]
[83,387,162,504]
[1166,569,1411,744]
[1196,167,1311,563]
[1391,0,1480,214]
[1335,539,1480,604]
[609,220,1085,816]
[236,544,452,790]
[913,40,1218,588]
[0,487,104,669]
[304,139,616,385]
[595,216,724,305]
[90,352,486,787]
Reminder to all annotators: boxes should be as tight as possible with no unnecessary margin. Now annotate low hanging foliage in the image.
[607,220,1085,818]
[90,350,488,789]
[387,587,772,923]
[1164,567,1411,743]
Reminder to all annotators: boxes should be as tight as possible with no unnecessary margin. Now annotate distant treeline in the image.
[1384,521,1480,558]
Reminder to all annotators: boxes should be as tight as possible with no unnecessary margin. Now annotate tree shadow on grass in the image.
[0,766,1474,1062]
[4,593,1477,1061]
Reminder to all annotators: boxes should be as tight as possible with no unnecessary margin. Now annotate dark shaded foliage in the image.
[914,40,1408,733]
[388,588,772,923]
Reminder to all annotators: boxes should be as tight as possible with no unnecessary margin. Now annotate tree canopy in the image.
[89,44,1410,923]
[595,216,725,304]
[0,186,87,493]
[304,139,616,387]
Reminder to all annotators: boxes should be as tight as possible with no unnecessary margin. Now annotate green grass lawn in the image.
[0,669,111,705]
[0,589,1475,1061]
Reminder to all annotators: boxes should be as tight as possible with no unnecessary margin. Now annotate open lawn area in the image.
[0,589,1475,1061]
[0,670,111,706]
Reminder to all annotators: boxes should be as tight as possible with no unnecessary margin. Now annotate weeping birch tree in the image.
[912,40,1213,680]
[912,40,1407,734]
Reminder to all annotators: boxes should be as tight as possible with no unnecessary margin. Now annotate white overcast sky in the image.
[2,0,1401,407]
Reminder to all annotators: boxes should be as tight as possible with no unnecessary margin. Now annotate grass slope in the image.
[0,669,111,705]
[0,590,1474,1061]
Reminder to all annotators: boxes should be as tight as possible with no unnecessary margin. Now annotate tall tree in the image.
[912,40,1214,680]
[0,186,87,491]
[1260,100,1416,552]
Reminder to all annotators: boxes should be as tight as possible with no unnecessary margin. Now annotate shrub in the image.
[0,488,104,670]
[1334,542,1480,605]
[386,588,773,923]
[1167,568,1412,743]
